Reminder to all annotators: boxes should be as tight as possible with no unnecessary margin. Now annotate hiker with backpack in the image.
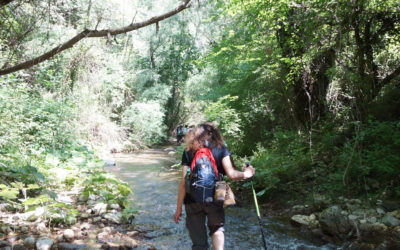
[174,122,255,250]
[176,124,184,144]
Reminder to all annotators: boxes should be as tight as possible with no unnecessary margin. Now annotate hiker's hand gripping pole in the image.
[247,162,267,250]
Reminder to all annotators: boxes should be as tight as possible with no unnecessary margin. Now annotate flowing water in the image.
[107,147,339,250]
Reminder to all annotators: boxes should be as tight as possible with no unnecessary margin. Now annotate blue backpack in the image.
[188,148,219,203]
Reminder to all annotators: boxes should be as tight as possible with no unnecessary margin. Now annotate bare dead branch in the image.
[0,0,191,76]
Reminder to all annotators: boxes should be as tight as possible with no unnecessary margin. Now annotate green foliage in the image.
[122,101,166,148]
[205,95,243,152]
[82,172,133,208]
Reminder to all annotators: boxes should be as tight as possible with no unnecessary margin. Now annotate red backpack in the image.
[188,147,219,203]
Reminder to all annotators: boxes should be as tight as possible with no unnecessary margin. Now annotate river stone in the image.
[382,200,400,211]
[381,212,400,227]
[0,240,10,248]
[291,214,318,228]
[103,212,123,224]
[391,209,400,219]
[36,222,48,232]
[63,229,74,241]
[12,244,25,250]
[78,195,88,202]
[319,205,351,238]
[348,214,358,221]
[57,242,87,250]
[164,147,174,152]
[121,235,138,248]
[36,237,54,250]
[104,159,116,167]
[377,207,385,215]
[93,203,107,215]
[109,204,120,210]
[23,237,35,248]
[292,205,312,215]
[27,214,38,222]
[359,222,387,236]
[367,217,377,224]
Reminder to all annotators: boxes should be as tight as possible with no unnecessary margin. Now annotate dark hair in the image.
[186,122,225,152]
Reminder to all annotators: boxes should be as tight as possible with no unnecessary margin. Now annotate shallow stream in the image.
[108,147,338,250]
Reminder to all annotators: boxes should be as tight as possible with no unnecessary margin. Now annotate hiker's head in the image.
[188,122,224,151]
[184,129,195,151]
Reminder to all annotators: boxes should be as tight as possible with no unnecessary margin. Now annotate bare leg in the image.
[211,231,224,250]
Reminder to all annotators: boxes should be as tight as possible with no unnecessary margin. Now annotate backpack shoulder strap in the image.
[191,147,218,177]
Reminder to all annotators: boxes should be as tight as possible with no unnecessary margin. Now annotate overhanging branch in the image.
[381,64,400,86]
[0,0,191,76]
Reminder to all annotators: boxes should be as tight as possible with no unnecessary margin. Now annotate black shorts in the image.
[185,202,225,249]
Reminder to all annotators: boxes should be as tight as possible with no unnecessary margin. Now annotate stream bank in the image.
[107,146,337,249]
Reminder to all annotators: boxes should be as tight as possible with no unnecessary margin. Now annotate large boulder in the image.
[319,206,351,238]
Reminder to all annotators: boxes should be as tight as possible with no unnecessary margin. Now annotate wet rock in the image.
[349,199,362,205]
[97,232,109,243]
[23,237,35,248]
[109,204,120,210]
[0,203,10,212]
[101,242,120,250]
[319,205,351,238]
[102,227,115,234]
[0,240,10,248]
[20,226,28,234]
[80,213,90,219]
[367,217,377,224]
[290,214,318,228]
[348,214,358,221]
[36,222,48,232]
[12,244,25,250]
[78,195,88,203]
[93,203,107,215]
[79,223,91,231]
[63,229,74,241]
[57,242,87,250]
[65,215,77,225]
[382,200,400,211]
[292,205,312,215]
[391,209,400,219]
[121,235,138,248]
[27,214,38,222]
[104,159,116,167]
[376,207,385,215]
[359,222,387,236]
[164,147,174,152]
[168,151,176,155]
[381,213,400,227]
[103,212,123,224]
[36,237,54,250]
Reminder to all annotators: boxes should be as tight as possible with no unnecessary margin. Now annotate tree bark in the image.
[0,0,191,76]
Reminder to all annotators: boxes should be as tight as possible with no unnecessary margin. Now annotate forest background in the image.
[0,0,400,222]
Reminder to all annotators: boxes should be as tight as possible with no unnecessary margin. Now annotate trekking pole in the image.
[247,162,267,250]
